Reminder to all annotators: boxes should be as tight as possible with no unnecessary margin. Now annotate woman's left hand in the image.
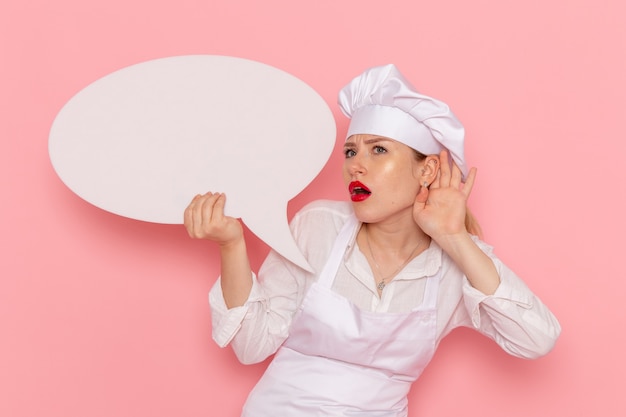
[413,150,477,241]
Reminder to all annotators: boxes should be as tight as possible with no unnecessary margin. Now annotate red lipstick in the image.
[349,181,371,202]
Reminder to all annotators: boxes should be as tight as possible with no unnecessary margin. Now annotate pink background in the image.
[2,0,624,416]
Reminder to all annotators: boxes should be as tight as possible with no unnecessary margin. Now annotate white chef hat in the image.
[338,64,467,177]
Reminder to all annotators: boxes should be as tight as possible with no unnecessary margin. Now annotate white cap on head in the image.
[338,64,468,176]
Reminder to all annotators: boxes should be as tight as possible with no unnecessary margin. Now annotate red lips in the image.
[349,181,371,202]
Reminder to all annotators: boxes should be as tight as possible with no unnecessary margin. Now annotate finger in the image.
[211,193,227,223]
[185,193,201,213]
[414,183,429,204]
[462,167,477,198]
[438,150,451,187]
[184,198,195,232]
[184,194,202,235]
[193,192,216,234]
[450,160,463,188]
[184,207,193,236]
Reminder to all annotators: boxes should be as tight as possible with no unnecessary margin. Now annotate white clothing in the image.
[210,200,560,366]
[241,214,440,416]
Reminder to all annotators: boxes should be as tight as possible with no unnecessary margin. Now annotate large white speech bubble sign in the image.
[49,55,336,272]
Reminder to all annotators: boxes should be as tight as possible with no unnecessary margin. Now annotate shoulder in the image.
[293,199,353,219]
[291,200,354,232]
[289,200,354,259]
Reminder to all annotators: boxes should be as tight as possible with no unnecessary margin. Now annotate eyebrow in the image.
[344,137,393,147]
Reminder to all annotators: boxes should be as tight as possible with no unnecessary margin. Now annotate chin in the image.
[350,201,415,225]
[350,203,381,224]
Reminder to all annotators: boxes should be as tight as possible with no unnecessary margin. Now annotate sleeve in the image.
[207,201,342,365]
[209,249,309,365]
[459,239,562,359]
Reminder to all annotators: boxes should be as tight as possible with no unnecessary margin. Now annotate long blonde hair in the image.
[464,208,483,239]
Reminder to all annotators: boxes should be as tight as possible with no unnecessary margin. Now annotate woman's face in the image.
[342,134,424,224]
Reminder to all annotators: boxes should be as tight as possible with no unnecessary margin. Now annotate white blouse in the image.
[209,200,561,365]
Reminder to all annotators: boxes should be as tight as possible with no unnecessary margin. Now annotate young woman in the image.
[184,64,561,416]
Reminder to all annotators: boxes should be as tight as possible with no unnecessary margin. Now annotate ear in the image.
[418,155,440,186]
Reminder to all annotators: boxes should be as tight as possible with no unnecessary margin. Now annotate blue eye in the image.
[373,145,387,154]
[344,148,356,158]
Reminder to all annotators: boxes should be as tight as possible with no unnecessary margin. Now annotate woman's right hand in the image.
[184,192,244,247]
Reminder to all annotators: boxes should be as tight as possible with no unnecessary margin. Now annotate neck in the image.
[360,221,428,293]
[362,217,429,255]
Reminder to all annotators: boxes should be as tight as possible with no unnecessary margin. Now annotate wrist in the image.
[433,230,472,251]
[218,235,246,252]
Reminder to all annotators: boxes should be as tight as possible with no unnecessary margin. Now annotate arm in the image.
[413,150,500,294]
[185,192,293,363]
[450,240,561,358]
[185,193,317,364]
[184,192,252,308]
[209,251,305,364]
[417,152,560,356]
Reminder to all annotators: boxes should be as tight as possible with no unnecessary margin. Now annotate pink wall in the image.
[2,0,624,416]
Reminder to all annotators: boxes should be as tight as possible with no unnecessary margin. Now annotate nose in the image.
[346,152,367,177]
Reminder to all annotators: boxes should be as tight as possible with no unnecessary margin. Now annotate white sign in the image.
[49,55,337,271]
